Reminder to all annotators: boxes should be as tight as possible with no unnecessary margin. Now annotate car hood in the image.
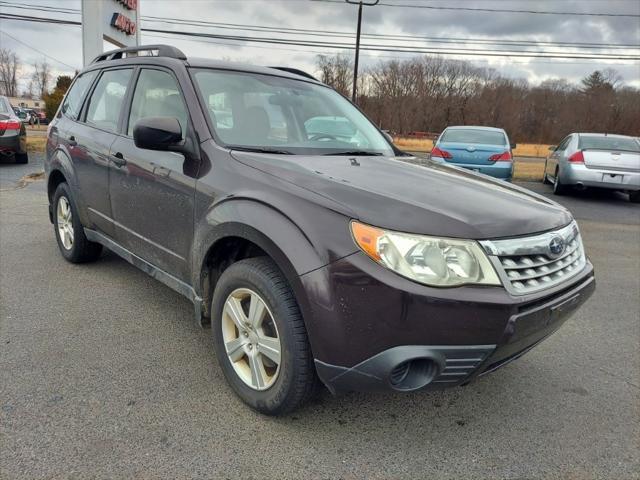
[231,152,572,239]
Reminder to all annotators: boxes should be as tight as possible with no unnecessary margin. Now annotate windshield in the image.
[192,69,394,156]
[440,129,507,146]
[578,135,640,153]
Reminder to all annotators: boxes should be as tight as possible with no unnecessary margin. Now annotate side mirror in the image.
[133,117,183,151]
[510,142,517,149]
[548,145,557,152]
[382,130,394,144]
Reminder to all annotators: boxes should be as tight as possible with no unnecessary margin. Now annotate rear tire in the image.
[14,152,28,164]
[553,168,567,195]
[630,191,640,203]
[52,182,102,263]
[211,257,317,415]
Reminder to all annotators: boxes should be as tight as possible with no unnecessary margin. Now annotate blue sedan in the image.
[430,126,515,181]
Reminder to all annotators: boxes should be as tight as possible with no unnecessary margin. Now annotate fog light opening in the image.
[389,358,439,391]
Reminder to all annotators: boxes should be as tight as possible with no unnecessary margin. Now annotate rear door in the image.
[65,68,133,237]
[108,67,198,281]
[547,135,572,177]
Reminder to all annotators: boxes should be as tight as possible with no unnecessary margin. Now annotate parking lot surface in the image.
[1,154,639,479]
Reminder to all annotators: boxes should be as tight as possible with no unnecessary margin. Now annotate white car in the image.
[544,133,640,203]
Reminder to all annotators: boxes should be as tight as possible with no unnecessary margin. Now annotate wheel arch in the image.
[192,200,328,341]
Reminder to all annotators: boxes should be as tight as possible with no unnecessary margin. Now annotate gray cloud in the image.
[0,0,638,92]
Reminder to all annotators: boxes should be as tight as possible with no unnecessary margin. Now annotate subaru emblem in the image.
[548,236,565,257]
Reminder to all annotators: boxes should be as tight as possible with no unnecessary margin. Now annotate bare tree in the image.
[31,60,52,98]
[0,48,20,97]
[314,54,640,141]
[316,54,352,97]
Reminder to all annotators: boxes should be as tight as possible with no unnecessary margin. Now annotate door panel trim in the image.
[88,207,184,261]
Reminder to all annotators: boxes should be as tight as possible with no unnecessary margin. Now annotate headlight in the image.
[350,221,501,287]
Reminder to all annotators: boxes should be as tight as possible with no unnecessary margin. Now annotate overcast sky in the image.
[1,0,639,94]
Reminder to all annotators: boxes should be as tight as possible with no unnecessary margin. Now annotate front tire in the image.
[630,191,640,203]
[211,257,317,415]
[52,183,102,263]
[15,152,28,164]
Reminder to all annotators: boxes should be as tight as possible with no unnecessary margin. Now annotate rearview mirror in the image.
[133,117,183,151]
[548,145,557,151]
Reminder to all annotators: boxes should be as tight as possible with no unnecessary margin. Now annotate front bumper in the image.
[302,251,594,394]
[562,164,640,191]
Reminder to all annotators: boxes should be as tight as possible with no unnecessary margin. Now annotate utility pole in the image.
[346,0,379,103]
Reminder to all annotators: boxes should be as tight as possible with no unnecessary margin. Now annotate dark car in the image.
[44,45,595,415]
[0,96,28,163]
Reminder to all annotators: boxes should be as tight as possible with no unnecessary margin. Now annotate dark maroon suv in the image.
[44,45,595,415]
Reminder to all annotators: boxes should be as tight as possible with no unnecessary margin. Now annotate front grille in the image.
[480,222,586,295]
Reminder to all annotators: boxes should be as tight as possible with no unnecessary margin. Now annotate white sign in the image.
[81,0,141,66]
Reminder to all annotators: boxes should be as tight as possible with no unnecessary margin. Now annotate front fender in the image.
[191,198,357,355]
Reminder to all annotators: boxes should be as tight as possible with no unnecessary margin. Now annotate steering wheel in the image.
[309,133,338,142]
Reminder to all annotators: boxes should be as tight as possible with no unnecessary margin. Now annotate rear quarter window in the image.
[61,70,99,120]
[0,97,10,114]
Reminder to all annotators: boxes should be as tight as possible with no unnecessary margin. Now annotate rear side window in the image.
[61,71,98,120]
[85,69,133,133]
[556,136,572,151]
[440,129,506,146]
[127,69,188,137]
[579,136,639,153]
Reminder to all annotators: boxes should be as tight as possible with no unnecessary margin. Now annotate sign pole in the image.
[81,0,140,67]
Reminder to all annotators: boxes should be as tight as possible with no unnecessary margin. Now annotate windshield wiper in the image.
[323,150,384,156]
[228,146,293,155]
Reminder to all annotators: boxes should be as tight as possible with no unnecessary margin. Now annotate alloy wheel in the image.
[57,196,74,250]
[221,288,281,391]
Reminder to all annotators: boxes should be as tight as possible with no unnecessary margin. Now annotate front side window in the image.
[128,69,189,137]
[61,70,98,120]
[440,129,507,146]
[192,69,393,156]
[85,69,132,133]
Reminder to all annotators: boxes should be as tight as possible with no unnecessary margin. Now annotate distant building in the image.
[7,97,46,110]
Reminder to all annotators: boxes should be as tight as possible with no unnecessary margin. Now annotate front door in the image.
[108,68,197,282]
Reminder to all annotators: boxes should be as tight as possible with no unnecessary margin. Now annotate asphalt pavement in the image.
[1,154,639,479]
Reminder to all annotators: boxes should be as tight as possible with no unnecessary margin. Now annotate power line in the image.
[139,16,640,51]
[142,32,639,66]
[0,29,78,69]
[1,12,638,62]
[312,0,640,17]
[138,28,640,61]
[1,1,638,50]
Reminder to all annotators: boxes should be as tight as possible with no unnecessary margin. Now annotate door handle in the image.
[112,152,127,167]
[68,135,77,147]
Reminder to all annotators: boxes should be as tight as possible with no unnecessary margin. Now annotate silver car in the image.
[544,133,640,203]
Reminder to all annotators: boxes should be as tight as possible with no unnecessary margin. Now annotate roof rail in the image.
[91,44,187,64]
[269,67,318,81]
